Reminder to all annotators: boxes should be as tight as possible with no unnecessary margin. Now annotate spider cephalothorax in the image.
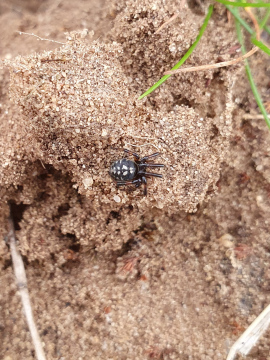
[109,149,164,196]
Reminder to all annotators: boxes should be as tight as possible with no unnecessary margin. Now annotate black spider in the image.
[109,149,164,196]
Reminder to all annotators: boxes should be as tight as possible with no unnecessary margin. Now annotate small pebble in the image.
[218,233,234,248]
[113,195,121,203]
[83,177,93,188]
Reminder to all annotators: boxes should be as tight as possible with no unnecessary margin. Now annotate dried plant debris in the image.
[8,212,47,360]
[4,30,233,217]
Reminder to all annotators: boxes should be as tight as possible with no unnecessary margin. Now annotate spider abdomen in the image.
[109,158,138,181]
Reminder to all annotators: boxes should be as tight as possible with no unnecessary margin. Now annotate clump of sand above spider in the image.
[0,0,237,259]
[1,18,236,256]
[7,32,232,213]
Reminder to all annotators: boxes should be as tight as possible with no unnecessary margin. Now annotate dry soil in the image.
[1,0,270,359]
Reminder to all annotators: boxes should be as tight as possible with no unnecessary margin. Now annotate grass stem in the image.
[236,17,270,129]
[215,0,270,8]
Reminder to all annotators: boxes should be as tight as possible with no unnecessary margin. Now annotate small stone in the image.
[113,195,121,203]
[218,233,234,248]
[83,177,93,188]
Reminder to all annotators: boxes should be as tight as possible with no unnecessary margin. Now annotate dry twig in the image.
[8,210,47,360]
[164,46,258,74]
[155,13,180,34]
[244,7,261,40]
[243,114,268,120]
[226,304,270,360]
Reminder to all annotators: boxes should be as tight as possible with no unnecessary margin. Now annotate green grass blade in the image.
[259,9,270,29]
[138,5,214,100]
[244,64,270,129]
[251,38,270,55]
[265,25,270,34]
[226,4,270,35]
[225,5,254,34]
[215,0,270,7]
[259,8,270,28]
[236,19,270,129]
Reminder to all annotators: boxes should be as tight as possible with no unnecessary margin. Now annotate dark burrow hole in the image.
[127,11,149,24]
[172,94,195,109]
[117,237,141,257]
[53,203,71,221]
[186,0,206,15]
[106,210,121,225]
[210,124,219,140]
[38,164,73,183]
[241,120,257,140]
[9,201,29,230]
[37,191,50,201]
[66,233,81,252]
[2,258,12,270]
[22,255,30,266]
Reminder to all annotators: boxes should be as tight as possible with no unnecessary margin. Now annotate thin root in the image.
[155,13,179,34]
[17,31,66,45]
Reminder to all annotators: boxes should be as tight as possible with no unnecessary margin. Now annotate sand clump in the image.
[0,19,235,256]
[5,29,234,212]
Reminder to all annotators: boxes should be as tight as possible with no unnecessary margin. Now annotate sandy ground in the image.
[1,0,270,359]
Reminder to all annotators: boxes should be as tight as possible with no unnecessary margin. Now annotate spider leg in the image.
[142,176,147,196]
[143,172,163,178]
[124,149,140,160]
[140,152,160,162]
[116,179,141,187]
[139,163,164,168]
